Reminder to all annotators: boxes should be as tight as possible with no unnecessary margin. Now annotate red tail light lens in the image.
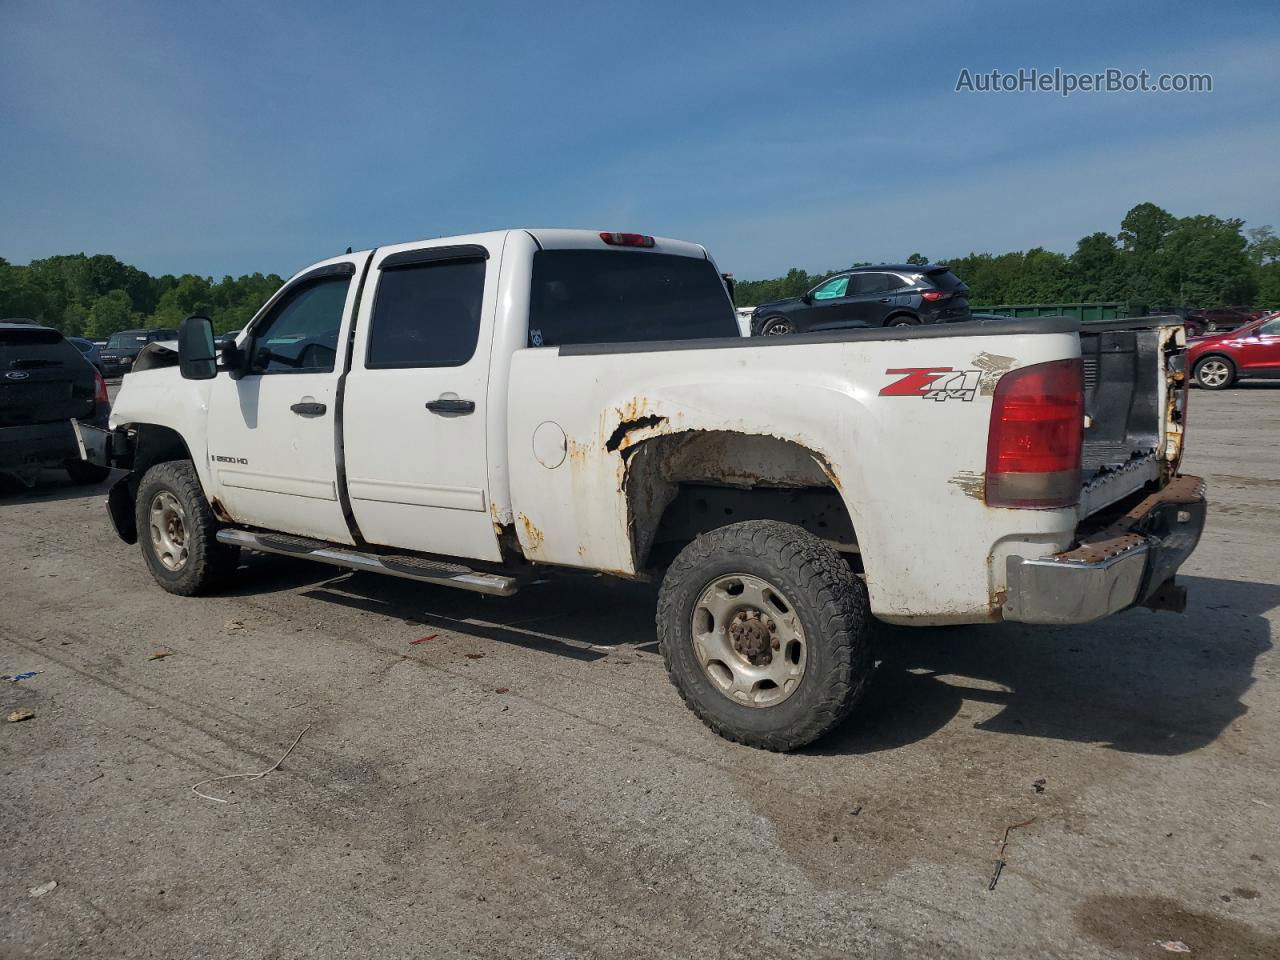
[985,358,1083,508]
[599,232,655,248]
[94,370,109,407]
[920,291,950,302]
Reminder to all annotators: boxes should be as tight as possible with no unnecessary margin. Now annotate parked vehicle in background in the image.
[1188,312,1280,389]
[749,265,970,335]
[99,328,179,377]
[81,229,1202,752]
[68,337,106,375]
[1,322,112,487]
[1187,306,1252,334]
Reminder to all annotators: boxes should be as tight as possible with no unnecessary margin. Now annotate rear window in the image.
[0,327,82,369]
[528,251,736,347]
[107,332,147,350]
[925,269,967,292]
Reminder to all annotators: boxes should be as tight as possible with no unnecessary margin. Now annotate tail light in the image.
[920,291,951,302]
[985,358,1083,509]
[94,370,110,407]
[600,232,655,248]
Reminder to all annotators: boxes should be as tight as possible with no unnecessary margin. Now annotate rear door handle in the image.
[425,398,475,414]
[879,297,892,303]
[290,401,327,417]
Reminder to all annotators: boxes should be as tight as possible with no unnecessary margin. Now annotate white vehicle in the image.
[79,229,1206,751]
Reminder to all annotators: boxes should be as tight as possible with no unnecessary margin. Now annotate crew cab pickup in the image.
[80,229,1206,751]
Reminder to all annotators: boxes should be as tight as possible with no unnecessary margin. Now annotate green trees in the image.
[0,252,283,336]
[3,205,1277,322]
[733,204,1277,309]
[85,289,134,337]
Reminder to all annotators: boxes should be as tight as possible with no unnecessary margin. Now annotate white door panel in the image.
[342,236,502,562]
[206,255,367,544]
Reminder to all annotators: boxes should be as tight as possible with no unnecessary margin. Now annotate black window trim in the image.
[364,249,488,370]
[244,270,354,377]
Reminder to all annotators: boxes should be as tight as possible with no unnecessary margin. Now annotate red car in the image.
[1188,312,1280,389]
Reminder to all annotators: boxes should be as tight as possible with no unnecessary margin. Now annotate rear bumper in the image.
[0,421,80,471]
[1003,474,1206,624]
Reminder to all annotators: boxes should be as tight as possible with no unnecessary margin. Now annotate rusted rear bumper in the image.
[1003,475,1206,625]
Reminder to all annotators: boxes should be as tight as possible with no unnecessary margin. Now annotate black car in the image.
[0,322,112,487]
[749,264,970,335]
[98,328,178,377]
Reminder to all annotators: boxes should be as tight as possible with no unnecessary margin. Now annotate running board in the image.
[215,529,520,597]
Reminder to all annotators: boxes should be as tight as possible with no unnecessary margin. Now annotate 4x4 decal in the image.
[880,367,982,402]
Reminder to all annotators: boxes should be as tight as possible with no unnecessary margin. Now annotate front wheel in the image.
[657,520,872,751]
[1194,356,1235,390]
[758,317,795,336]
[135,461,239,596]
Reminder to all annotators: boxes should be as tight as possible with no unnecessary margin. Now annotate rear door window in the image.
[528,250,737,346]
[367,258,486,368]
[851,273,890,294]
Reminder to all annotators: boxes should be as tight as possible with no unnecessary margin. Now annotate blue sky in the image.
[3,0,1279,281]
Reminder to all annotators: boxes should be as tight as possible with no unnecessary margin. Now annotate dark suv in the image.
[99,328,178,377]
[1,322,112,487]
[750,264,970,335]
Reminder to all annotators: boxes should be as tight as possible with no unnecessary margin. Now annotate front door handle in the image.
[290,401,327,417]
[425,398,475,414]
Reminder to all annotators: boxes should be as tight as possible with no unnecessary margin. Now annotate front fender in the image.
[107,474,138,544]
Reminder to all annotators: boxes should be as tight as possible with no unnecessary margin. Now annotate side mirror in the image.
[178,315,217,380]
[801,293,813,305]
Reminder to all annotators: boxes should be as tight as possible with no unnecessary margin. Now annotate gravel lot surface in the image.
[2,386,1277,959]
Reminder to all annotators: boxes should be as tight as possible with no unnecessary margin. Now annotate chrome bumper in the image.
[1003,475,1206,625]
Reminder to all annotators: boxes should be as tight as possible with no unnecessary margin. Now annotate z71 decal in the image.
[880,367,982,402]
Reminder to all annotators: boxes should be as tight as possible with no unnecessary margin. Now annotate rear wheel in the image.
[657,520,872,751]
[1194,356,1235,390]
[65,459,111,485]
[758,317,795,336]
[886,314,919,327]
[135,461,239,595]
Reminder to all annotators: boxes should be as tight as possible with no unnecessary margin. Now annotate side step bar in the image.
[216,529,521,597]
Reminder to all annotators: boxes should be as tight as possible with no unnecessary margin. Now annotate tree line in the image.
[0,253,284,337]
[3,203,1279,336]
[732,203,1280,309]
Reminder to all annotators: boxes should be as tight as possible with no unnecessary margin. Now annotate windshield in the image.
[528,251,737,347]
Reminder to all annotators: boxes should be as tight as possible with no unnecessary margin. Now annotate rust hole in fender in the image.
[605,415,667,453]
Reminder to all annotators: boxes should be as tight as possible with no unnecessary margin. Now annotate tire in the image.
[65,459,111,485]
[1194,355,1235,390]
[135,460,239,596]
[758,317,795,336]
[886,314,919,327]
[656,520,873,751]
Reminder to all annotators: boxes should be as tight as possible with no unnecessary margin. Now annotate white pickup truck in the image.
[80,228,1206,750]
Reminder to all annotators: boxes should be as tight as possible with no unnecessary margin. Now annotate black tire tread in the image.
[135,460,238,596]
[656,520,872,752]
